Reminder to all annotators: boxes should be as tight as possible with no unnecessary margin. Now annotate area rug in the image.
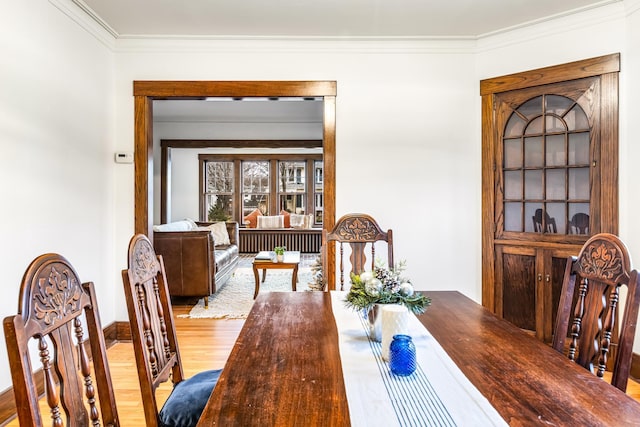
[183,267,314,319]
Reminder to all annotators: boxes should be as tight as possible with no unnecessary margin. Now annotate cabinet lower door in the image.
[496,245,537,333]
[496,245,575,342]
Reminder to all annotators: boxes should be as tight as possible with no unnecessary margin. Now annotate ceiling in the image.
[78,0,614,39]
[85,0,614,122]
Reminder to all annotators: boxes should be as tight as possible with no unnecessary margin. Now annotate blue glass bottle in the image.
[389,334,417,376]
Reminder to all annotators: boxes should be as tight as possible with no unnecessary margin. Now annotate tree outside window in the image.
[204,161,233,221]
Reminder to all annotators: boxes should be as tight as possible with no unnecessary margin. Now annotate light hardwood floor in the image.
[5,302,640,426]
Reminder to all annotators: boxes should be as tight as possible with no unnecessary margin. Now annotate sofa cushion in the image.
[214,244,239,272]
[153,220,194,232]
[243,208,262,228]
[206,222,230,246]
[280,209,291,228]
[257,215,285,229]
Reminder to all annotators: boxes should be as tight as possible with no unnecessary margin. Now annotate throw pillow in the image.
[290,213,306,229]
[243,208,262,228]
[152,220,193,232]
[280,209,291,228]
[207,222,230,246]
[290,214,315,229]
[257,215,285,229]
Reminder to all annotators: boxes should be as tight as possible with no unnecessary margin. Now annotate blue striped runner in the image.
[359,315,457,427]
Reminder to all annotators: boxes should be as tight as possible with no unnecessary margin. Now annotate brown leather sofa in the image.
[153,221,239,308]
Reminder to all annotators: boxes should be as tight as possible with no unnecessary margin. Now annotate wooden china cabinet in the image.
[481,54,620,342]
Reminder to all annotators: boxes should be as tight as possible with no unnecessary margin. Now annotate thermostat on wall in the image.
[114,152,133,164]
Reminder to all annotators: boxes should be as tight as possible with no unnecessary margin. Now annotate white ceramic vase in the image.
[381,305,409,361]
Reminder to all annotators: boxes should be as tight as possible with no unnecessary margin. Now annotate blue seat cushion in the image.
[159,369,222,427]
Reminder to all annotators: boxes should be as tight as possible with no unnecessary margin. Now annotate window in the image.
[279,161,306,214]
[242,161,270,216]
[204,161,234,221]
[200,154,323,226]
[314,160,323,223]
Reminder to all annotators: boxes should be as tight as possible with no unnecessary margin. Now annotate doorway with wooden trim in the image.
[133,81,338,289]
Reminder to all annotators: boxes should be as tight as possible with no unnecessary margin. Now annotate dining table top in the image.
[196,290,640,426]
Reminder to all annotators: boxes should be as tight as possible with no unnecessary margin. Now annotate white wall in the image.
[0,1,115,392]
[2,0,640,395]
[113,46,478,309]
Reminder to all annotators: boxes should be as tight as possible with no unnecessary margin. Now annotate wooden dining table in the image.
[196,291,640,426]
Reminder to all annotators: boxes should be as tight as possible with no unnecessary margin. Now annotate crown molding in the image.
[112,36,477,55]
[476,1,626,53]
[49,0,116,49]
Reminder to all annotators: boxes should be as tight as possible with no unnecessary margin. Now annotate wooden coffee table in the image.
[252,251,301,299]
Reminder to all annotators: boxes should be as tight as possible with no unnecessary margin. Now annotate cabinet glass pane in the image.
[568,133,589,165]
[546,169,565,200]
[545,115,566,133]
[568,204,590,234]
[519,96,543,119]
[545,134,565,166]
[505,115,526,137]
[565,105,589,130]
[546,203,565,234]
[525,117,543,135]
[524,170,542,199]
[546,95,574,116]
[504,139,522,168]
[505,202,522,231]
[569,168,589,199]
[504,171,522,199]
[524,203,542,232]
[524,137,543,167]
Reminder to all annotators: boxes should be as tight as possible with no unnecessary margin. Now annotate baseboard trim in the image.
[0,321,131,425]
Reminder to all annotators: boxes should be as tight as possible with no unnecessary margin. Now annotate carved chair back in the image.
[552,233,640,392]
[121,234,184,427]
[3,253,119,426]
[323,213,393,290]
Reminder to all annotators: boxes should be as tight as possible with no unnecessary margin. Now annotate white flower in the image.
[360,271,374,282]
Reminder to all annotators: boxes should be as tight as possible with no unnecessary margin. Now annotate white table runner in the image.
[330,291,508,427]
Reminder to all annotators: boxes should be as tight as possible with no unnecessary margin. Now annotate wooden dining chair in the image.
[121,234,222,427]
[552,233,640,392]
[532,208,558,233]
[3,253,119,426]
[568,212,590,234]
[323,213,393,290]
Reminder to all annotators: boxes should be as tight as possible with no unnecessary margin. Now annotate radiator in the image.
[239,229,322,253]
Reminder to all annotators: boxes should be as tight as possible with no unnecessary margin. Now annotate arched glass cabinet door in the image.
[494,76,601,242]
[502,94,590,236]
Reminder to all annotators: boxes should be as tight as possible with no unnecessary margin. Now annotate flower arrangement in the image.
[273,246,286,255]
[344,260,431,315]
